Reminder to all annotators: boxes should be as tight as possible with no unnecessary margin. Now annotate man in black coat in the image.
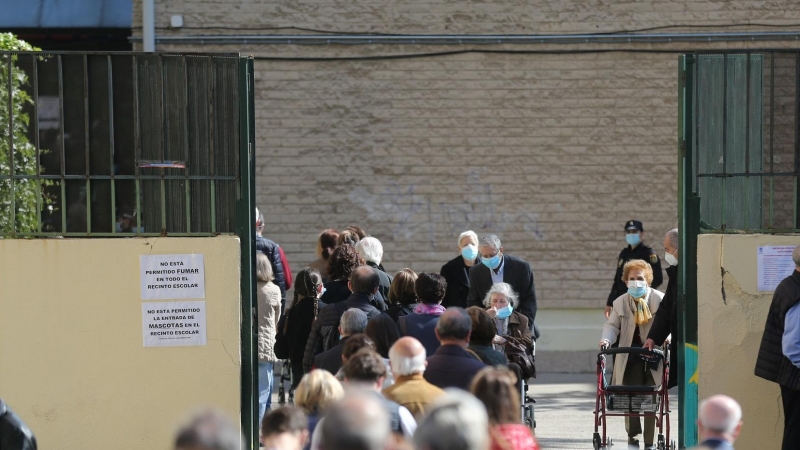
[440,230,480,308]
[0,399,37,450]
[424,308,486,391]
[313,308,368,374]
[303,265,382,372]
[255,208,287,307]
[754,245,800,450]
[605,220,663,318]
[644,228,679,388]
[466,234,539,339]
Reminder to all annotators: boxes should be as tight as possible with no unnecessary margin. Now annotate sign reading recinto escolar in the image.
[140,254,206,300]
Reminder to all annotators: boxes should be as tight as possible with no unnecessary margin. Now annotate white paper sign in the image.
[142,301,207,347]
[140,254,205,299]
[757,246,797,291]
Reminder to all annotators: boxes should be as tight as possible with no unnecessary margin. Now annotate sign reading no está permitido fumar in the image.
[140,254,206,300]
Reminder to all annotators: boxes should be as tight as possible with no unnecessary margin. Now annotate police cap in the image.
[624,220,643,232]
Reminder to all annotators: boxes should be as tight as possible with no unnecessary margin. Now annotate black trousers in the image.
[781,385,800,450]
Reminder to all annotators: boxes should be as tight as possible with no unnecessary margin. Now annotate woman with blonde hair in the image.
[600,259,666,449]
[256,252,282,425]
[470,366,540,450]
[294,369,344,449]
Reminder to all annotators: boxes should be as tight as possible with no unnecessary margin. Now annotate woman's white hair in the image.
[356,237,383,265]
[457,230,478,248]
[482,282,519,309]
[388,347,427,376]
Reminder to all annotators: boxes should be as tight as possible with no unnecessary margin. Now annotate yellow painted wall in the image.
[0,237,242,450]
[697,234,800,449]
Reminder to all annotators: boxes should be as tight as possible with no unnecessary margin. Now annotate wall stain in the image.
[720,266,728,305]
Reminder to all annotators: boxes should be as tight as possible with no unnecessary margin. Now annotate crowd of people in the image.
[254,221,541,449]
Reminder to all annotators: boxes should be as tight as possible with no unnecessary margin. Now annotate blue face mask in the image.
[626,233,641,246]
[481,254,502,270]
[627,280,647,299]
[496,304,513,319]
[320,287,326,297]
[461,244,478,261]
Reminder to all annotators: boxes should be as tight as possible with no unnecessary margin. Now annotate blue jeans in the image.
[258,362,274,426]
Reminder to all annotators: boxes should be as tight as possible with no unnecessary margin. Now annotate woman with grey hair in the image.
[483,282,533,351]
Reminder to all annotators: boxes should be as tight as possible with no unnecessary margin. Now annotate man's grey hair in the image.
[666,228,679,250]
[479,234,501,251]
[356,237,384,265]
[413,389,489,450]
[174,409,244,450]
[254,207,264,233]
[321,392,390,450]
[793,245,800,267]
[699,395,742,434]
[482,282,519,309]
[340,308,368,336]
[388,346,427,376]
[457,230,478,248]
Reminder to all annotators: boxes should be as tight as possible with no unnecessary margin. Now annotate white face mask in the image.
[665,252,678,267]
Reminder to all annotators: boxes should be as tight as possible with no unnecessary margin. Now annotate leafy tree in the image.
[0,33,44,234]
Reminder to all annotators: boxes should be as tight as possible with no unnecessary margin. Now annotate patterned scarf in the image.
[630,290,653,325]
[413,303,446,315]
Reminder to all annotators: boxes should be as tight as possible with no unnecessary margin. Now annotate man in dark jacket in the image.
[255,208,286,307]
[303,265,382,372]
[466,234,539,339]
[313,308,368,374]
[754,245,800,450]
[357,237,392,308]
[424,308,486,390]
[440,230,479,308]
[644,228,679,388]
[605,220,663,318]
[0,399,37,450]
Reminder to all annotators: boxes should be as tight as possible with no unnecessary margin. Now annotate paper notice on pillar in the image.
[140,254,205,299]
[757,245,797,291]
[142,301,207,347]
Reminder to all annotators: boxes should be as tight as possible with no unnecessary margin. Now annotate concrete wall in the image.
[0,237,242,450]
[697,234,800,449]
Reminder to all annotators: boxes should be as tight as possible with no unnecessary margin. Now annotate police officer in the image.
[605,220,663,318]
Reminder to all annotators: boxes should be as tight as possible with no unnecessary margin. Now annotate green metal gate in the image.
[679,50,800,448]
[0,51,259,449]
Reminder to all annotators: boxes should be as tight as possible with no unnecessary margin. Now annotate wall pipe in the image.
[142,0,155,51]
[129,30,800,46]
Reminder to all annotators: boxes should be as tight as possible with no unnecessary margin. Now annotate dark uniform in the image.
[606,220,663,307]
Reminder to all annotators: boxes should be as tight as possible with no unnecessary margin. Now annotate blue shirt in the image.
[490,256,505,285]
[782,302,800,369]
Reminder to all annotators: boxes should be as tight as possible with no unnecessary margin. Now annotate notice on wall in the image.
[140,254,205,300]
[757,246,797,291]
[142,301,207,347]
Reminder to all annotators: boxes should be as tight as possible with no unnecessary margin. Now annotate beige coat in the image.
[601,288,665,386]
[257,281,282,363]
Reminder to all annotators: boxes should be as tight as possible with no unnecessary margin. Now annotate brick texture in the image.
[137,0,800,309]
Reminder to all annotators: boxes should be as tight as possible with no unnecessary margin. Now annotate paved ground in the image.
[532,373,678,449]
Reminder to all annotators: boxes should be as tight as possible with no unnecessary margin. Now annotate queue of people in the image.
[247,216,751,450]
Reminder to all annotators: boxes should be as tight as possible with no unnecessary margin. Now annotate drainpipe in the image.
[143,0,155,52]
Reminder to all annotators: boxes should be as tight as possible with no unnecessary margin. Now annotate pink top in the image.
[490,424,540,450]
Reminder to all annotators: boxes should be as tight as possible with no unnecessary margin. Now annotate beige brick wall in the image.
[140,0,800,309]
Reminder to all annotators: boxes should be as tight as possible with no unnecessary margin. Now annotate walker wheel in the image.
[592,433,601,449]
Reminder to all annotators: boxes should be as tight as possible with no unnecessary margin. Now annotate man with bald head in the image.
[755,244,800,449]
[692,395,742,450]
[383,337,445,418]
[423,307,486,390]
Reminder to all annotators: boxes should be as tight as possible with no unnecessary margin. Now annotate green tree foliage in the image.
[0,33,43,234]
